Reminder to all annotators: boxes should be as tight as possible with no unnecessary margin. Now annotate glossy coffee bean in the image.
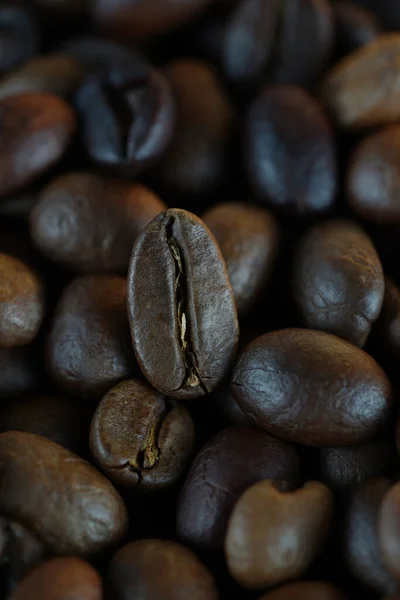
[90,379,195,490]
[334,1,381,57]
[31,172,166,273]
[244,85,337,216]
[177,426,300,550]
[47,275,136,399]
[232,329,392,446]
[0,55,84,101]
[0,431,128,556]
[92,0,214,42]
[0,346,39,398]
[155,60,235,198]
[225,480,333,588]
[378,482,400,581]
[76,57,174,176]
[321,34,400,129]
[128,208,238,399]
[293,219,384,347]
[344,478,397,594]
[202,202,279,316]
[257,581,347,600]
[0,3,39,74]
[348,126,400,224]
[371,277,400,372]
[10,557,102,600]
[0,254,44,348]
[0,92,76,198]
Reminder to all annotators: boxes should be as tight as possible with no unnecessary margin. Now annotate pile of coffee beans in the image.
[2,0,400,598]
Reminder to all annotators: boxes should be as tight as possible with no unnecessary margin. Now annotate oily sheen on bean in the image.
[232,329,392,446]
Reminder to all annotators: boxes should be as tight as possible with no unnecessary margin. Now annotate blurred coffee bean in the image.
[9,557,102,600]
[107,539,218,600]
[0,346,39,399]
[0,431,128,556]
[177,426,300,550]
[128,208,238,399]
[202,202,279,316]
[244,85,337,216]
[257,581,347,600]
[293,219,384,347]
[334,1,381,57]
[90,379,195,490]
[0,92,76,198]
[0,3,39,74]
[321,34,400,129]
[225,480,333,588]
[232,329,392,446]
[31,172,166,273]
[379,482,400,582]
[47,275,136,400]
[154,60,235,199]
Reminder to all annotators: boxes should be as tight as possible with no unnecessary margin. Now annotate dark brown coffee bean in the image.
[202,202,279,316]
[334,1,381,57]
[244,85,337,216]
[107,539,218,600]
[177,426,300,550]
[347,126,400,223]
[321,34,400,129]
[344,478,397,594]
[128,208,238,399]
[257,581,347,600]
[293,219,384,347]
[9,557,102,600]
[90,379,195,490]
[47,275,136,399]
[31,172,166,273]
[0,3,39,74]
[0,431,128,556]
[0,92,76,198]
[0,254,45,348]
[232,329,392,446]
[0,55,84,101]
[92,0,215,42]
[225,480,333,588]
[378,482,400,582]
[154,60,235,198]
[0,346,39,398]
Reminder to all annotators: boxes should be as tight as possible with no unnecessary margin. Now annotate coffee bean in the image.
[90,379,195,490]
[0,3,39,74]
[232,329,392,446]
[293,219,384,347]
[257,581,347,600]
[225,480,333,588]
[128,208,238,399]
[0,346,39,398]
[9,557,102,600]
[378,482,400,581]
[47,275,136,399]
[0,254,44,348]
[31,172,166,273]
[348,125,400,223]
[0,431,128,556]
[154,60,235,198]
[333,1,381,57]
[106,539,218,600]
[0,92,76,198]
[202,202,279,316]
[244,85,337,216]
[321,34,400,129]
[177,426,300,550]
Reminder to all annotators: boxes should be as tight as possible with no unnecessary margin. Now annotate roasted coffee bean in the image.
[154,60,235,198]
[378,482,400,581]
[225,480,333,588]
[232,329,392,446]
[177,426,300,550]
[0,431,128,556]
[257,581,347,600]
[371,277,400,372]
[0,346,39,398]
[47,275,136,399]
[244,85,337,216]
[128,208,238,399]
[107,539,218,600]
[0,3,39,74]
[31,172,166,273]
[0,92,75,198]
[92,0,215,42]
[75,56,175,176]
[90,379,195,490]
[344,478,397,594]
[0,254,44,348]
[321,34,400,129]
[293,219,384,347]
[0,55,84,100]
[9,557,102,600]
[347,126,400,223]
[334,1,381,57]
[202,202,279,316]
